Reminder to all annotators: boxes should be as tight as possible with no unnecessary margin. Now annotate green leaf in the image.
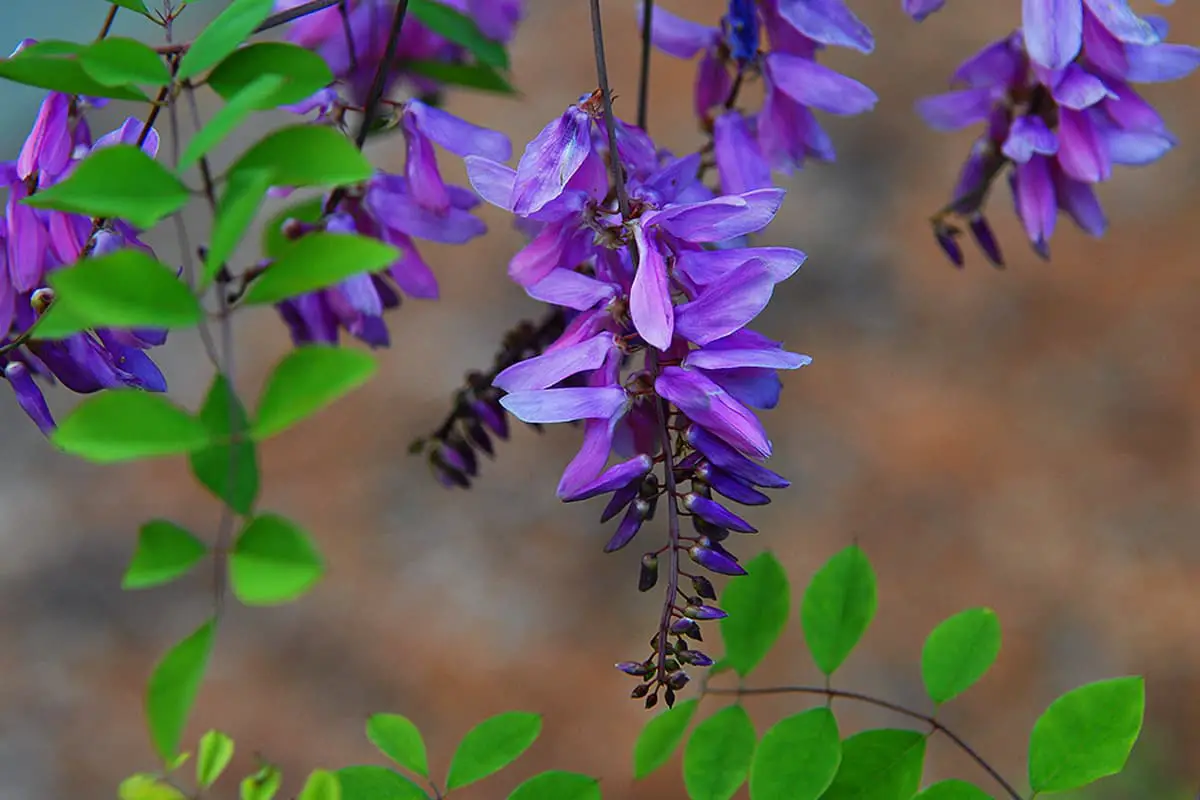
[196,730,236,789]
[367,714,429,778]
[178,0,276,80]
[252,346,378,440]
[122,520,208,590]
[822,728,926,800]
[719,551,790,677]
[299,770,341,800]
[800,544,877,676]
[119,774,188,800]
[28,299,90,340]
[204,168,272,286]
[914,779,993,800]
[241,763,283,800]
[230,513,325,605]
[110,0,153,15]
[748,708,840,800]
[180,75,285,171]
[146,619,216,762]
[228,125,372,187]
[53,391,210,463]
[207,42,335,108]
[920,607,1002,705]
[1028,677,1145,793]
[445,712,542,790]
[336,766,428,800]
[190,374,259,515]
[262,196,325,259]
[47,248,202,330]
[25,145,189,229]
[242,233,399,306]
[683,704,757,800]
[408,0,508,68]
[405,60,515,95]
[507,772,600,800]
[80,37,170,86]
[0,50,146,99]
[633,697,699,779]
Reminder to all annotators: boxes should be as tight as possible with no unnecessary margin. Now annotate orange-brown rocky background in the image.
[0,1,1198,797]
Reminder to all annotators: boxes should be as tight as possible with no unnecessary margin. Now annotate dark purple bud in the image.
[600,480,639,523]
[638,472,660,499]
[934,226,965,267]
[697,463,771,506]
[437,440,475,477]
[605,500,649,553]
[685,426,789,488]
[680,649,714,667]
[429,452,470,489]
[667,670,691,691]
[565,455,654,502]
[675,451,702,471]
[463,418,494,456]
[663,658,680,672]
[690,545,748,576]
[684,494,757,533]
[631,682,650,699]
[645,691,659,709]
[663,686,677,708]
[693,516,730,542]
[968,215,1004,267]
[691,575,717,600]
[616,661,651,677]
[639,552,659,591]
[684,604,728,620]
[472,398,509,439]
[670,618,702,637]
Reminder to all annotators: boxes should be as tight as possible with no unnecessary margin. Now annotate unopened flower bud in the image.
[684,603,728,620]
[670,618,703,640]
[630,682,650,699]
[667,670,691,690]
[639,553,659,591]
[680,649,714,667]
[616,661,651,677]
[690,545,747,576]
[691,575,717,600]
[664,686,677,708]
[644,691,659,709]
[30,288,55,314]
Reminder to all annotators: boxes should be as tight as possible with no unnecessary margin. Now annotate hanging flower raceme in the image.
[643,0,877,193]
[466,92,810,706]
[918,10,1198,265]
[0,90,168,435]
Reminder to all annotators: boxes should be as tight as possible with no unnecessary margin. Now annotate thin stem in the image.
[649,355,681,689]
[338,0,359,73]
[98,4,118,39]
[636,0,653,130]
[587,0,630,218]
[705,685,1023,800]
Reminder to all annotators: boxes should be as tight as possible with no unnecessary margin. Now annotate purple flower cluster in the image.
[466,91,809,705]
[914,0,1197,263]
[1,84,167,435]
[645,0,877,192]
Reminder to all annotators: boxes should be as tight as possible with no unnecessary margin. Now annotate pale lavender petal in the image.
[500,387,628,423]
[7,184,46,292]
[686,348,812,371]
[1003,116,1059,162]
[714,111,772,194]
[384,233,439,299]
[507,219,576,287]
[1083,0,1161,45]
[1052,64,1113,109]
[527,269,616,311]
[494,332,615,392]
[511,107,592,216]
[1057,108,1111,182]
[776,0,875,54]
[1082,11,1128,76]
[630,225,674,350]
[676,246,805,286]
[1104,129,1174,164]
[766,53,878,115]
[675,261,775,345]
[408,100,512,160]
[1013,154,1057,250]
[18,92,71,179]
[649,189,785,242]
[643,3,718,58]
[695,49,733,117]
[1101,80,1167,133]
[656,366,771,459]
[707,366,781,410]
[557,417,618,499]
[93,117,159,157]
[464,156,516,210]
[366,184,486,244]
[1023,0,1083,70]
[916,88,998,131]
[1053,167,1107,236]
[1124,43,1200,83]
[952,36,1024,87]
[904,0,947,21]
[403,122,450,211]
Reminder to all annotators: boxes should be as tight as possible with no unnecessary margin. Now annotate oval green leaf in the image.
[408,0,508,68]
[110,0,153,16]
[146,618,216,762]
[298,770,341,800]
[921,607,1002,705]
[406,60,516,95]
[240,762,282,800]
[207,42,335,109]
[0,50,146,100]
[196,730,235,789]
[189,374,259,515]
[822,728,926,800]
[180,74,286,171]
[719,550,790,677]
[633,697,699,779]
[1028,676,1145,793]
[914,779,993,800]
[122,520,208,590]
[241,232,399,306]
[445,712,542,790]
[177,0,275,80]
[252,346,377,440]
[48,248,203,330]
[800,544,877,676]
[749,707,840,800]
[53,390,210,463]
[228,125,372,188]
[230,513,325,605]
[683,704,757,800]
[336,766,428,800]
[507,771,600,800]
[204,167,272,286]
[366,713,429,778]
[25,145,189,229]
[80,37,171,86]
[119,774,188,800]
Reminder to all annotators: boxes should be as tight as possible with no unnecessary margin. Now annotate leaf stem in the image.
[98,4,119,40]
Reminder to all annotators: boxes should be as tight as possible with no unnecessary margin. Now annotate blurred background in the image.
[1,1,1198,797]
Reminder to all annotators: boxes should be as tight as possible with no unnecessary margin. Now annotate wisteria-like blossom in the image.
[465,91,809,705]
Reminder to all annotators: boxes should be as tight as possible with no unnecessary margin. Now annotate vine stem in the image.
[588,0,630,219]
[636,0,653,130]
[98,4,118,39]
[705,685,1023,800]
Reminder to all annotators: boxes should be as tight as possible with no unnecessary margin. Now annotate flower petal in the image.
[493,332,615,392]
[500,387,628,423]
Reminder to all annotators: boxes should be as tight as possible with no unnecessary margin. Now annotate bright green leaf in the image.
[914,779,993,800]
[53,391,210,463]
[298,770,341,800]
[178,0,276,80]
[119,774,187,800]
[800,544,877,676]
[207,42,335,108]
[80,37,170,86]
[336,766,428,800]
[683,704,757,800]
[241,232,399,306]
[190,374,259,515]
[196,730,236,790]
[122,520,208,590]
[110,0,153,15]
[822,728,926,800]
[749,708,840,800]
[0,50,146,99]
[252,346,378,440]
[445,712,542,790]
[204,168,272,286]
[180,74,285,170]
[230,513,325,605]
[241,763,283,800]
[166,752,192,772]
[227,125,372,187]
[633,697,699,779]
[719,551,790,677]
[367,714,429,778]
[1028,677,1145,793]
[262,196,325,259]
[28,297,90,340]
[405,60,515,95]
[507,771,600,800]
[25,145,189,229]
[47,248,202,330]
[408,0,508,68]
[146,619,216,762]
[921,607,1002,705]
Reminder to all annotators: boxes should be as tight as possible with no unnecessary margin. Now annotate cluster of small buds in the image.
[0,74,169,435]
